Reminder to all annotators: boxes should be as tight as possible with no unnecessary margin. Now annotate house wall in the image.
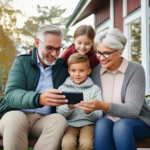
[114,0,123,31]
[127,0,141,14]
[95,0,110,27]
[94,0,150,93]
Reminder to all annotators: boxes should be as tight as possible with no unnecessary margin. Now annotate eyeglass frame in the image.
[94,49,118,58]
[38,38,64,53]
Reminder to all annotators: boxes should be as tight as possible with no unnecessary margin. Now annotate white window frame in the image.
[123,0,150,94]
[123,8,141,60]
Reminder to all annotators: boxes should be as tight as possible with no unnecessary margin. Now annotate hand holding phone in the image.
[60,91,83,104]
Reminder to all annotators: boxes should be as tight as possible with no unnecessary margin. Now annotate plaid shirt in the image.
[61,45,99,69]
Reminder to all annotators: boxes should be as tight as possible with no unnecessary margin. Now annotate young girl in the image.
[61,25,99,69]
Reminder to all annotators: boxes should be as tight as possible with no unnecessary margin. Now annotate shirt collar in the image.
[118,58,129,74]
[36,50,40,65]
[100,57,129,75]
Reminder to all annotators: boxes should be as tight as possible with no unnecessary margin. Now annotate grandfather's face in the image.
[35,33,62,66]
[96,42,122,71]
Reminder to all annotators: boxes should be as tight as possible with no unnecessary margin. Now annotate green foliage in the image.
[0,94,4,99]
[19,5,72,50]
[0,0,21,85]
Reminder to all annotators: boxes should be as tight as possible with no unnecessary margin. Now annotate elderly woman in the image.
[76,28,150,150]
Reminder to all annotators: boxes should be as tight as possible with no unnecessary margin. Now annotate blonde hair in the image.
[68,53,90,68]
[68,25,95,49]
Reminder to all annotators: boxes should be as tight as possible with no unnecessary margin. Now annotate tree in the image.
[19,5,72,51]
[0,0,21,90]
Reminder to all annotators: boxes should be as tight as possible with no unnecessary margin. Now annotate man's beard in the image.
[38,48,58,66]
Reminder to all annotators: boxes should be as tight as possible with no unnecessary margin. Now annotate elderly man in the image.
[0,25,69,150]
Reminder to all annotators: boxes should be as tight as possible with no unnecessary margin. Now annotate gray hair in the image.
[36,24,63,40]
[94,28,127,53]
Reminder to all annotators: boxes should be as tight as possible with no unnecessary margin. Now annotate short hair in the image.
[68,53,90,68]
[94,28,127,53]
[36,24,63,40]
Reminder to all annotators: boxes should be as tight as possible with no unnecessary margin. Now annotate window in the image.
[130,19,141,64]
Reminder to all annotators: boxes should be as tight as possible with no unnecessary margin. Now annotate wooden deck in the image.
[0,137,149,148]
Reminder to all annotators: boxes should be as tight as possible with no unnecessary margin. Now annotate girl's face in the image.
[73,35,93,54]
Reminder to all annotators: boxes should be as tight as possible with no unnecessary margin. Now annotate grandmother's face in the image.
[96,42,122,70]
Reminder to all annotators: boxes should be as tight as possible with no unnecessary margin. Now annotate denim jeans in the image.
[94,118,150,150]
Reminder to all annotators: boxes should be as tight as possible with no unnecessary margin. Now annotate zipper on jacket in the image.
[32,66,41,91]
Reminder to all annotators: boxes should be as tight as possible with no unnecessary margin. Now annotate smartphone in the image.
[60,91,83,104]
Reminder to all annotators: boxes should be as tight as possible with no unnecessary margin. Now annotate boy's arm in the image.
[83,86,103,122]
[56,85,75,118]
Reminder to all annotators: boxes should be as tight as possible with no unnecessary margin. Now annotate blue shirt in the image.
[21,51,54,115]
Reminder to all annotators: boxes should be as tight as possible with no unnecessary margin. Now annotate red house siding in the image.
[127,0,141,14]
[114,0,123,32]
[95,0,110,27]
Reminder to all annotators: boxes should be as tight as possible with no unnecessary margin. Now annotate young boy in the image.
[56,53,103,150]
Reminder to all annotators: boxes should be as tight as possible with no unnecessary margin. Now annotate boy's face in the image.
[68,62,91,85]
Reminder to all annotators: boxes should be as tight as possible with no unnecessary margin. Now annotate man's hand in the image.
[39,89,68,106]
[68,104,75,108]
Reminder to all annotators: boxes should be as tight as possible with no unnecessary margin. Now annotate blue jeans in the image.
[94,118,150,150]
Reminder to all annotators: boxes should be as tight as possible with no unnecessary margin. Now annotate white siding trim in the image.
[123,0,127,18]
[141,0,149,94]
[68,0,91,28]
[96,19,110,34]
[110,0,114,28]
[124,8,141,24]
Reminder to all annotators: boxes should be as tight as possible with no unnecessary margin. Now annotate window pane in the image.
[130,19,141,63]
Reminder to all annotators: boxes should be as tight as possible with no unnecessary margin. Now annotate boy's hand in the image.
[68,104,75,108]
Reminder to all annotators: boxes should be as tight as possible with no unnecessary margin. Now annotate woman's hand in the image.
[76,99,110,113]
[75,99,101,113]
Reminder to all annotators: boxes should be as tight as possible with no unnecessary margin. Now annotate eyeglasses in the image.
[94,50,118,58]
[38,38,64,53]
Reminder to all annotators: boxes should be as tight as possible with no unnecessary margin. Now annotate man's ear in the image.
[35,38,39,49]
[88,68,91,75]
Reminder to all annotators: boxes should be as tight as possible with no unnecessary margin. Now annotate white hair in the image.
[94,28,127,53]
[36,24,63,40]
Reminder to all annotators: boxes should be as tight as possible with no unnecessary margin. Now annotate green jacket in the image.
[0,47,69,118]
